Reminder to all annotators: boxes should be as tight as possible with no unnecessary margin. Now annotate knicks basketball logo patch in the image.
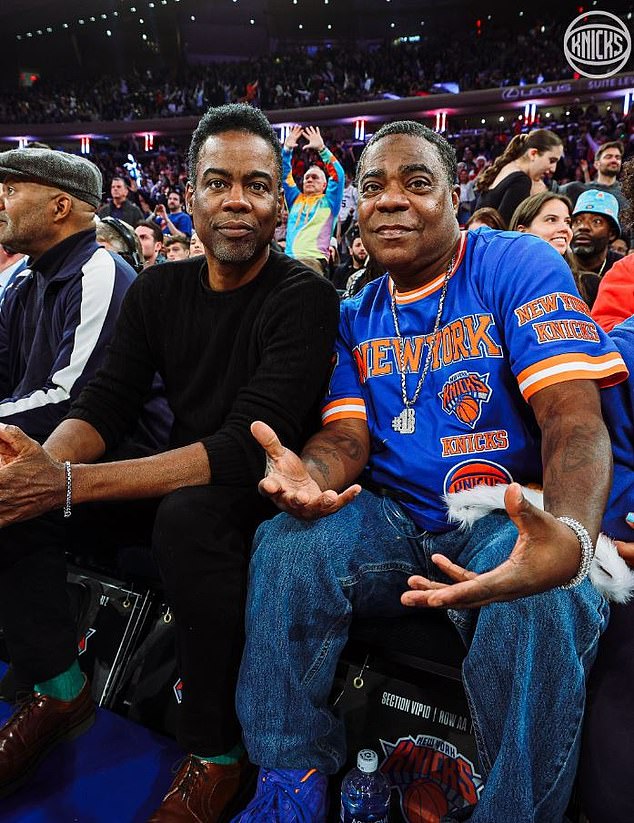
[380,734,482,822]
[439,371,491,429]
[443,459,512,495]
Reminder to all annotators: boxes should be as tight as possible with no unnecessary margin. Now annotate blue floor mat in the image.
[0,662,182,822]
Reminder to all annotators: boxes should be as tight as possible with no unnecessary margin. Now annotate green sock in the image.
[194,743,245,765]
[34,660,84,702]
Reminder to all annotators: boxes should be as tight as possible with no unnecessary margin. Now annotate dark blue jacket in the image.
[0,229,136,443]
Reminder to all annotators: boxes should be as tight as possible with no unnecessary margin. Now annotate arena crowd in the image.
[0,13,634,822]
[0,18,573,124]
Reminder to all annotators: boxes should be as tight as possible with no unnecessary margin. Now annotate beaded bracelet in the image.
[558,516,594,589]
[63,461,72,519]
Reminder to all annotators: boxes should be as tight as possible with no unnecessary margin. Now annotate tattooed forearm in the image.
[534,382,612,539]
[300,420,370,491]
[314,430,366,462]
[562,423,605,473]
[302,448,335,486]
[541,418,606,479]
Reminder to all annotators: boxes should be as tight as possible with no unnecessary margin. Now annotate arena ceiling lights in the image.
[8,0,438,42]
[13,0,186,41]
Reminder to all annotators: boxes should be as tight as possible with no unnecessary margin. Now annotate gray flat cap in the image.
[0,147,103,208]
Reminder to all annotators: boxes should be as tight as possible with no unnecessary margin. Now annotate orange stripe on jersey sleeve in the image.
[321,397,367,424]
[323,409,367,424]
[517,352,628,401]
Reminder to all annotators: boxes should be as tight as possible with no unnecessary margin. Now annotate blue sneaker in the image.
[231,767,328,822]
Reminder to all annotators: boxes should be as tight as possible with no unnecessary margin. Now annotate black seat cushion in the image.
[348,612,467,672]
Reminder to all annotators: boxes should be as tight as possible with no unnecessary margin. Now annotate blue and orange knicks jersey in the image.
[322,228,628,533]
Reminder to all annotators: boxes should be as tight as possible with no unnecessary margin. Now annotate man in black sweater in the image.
[0,105,340,821]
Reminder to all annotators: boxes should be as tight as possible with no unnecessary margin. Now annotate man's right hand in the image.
[283,125,304,151]
[251,421,360,520]
[0,424,67,526]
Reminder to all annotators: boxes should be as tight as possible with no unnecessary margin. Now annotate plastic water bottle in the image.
[340,749,391,822]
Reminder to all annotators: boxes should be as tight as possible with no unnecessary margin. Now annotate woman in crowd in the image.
[475,129,564,225]
[465,207,506,231]
[189,230,205,256]
[457,167,477,225]
[509,191,572,255]
[509,191,600,307]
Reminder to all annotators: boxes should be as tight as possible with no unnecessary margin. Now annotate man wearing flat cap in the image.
[0,146,139,766]
[0,106,339,821]
[0,148,137,441]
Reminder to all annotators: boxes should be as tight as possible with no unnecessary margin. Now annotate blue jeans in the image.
[236,490,608,822]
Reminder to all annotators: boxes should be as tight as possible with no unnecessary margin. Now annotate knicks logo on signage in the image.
[443,459,512,496]
[380,734,482,822]
[564,11,631,79]
[439,371,491,429]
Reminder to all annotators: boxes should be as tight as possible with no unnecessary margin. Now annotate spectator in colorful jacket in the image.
[282,125,344,273]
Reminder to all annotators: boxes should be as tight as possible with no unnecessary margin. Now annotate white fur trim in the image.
[592,534,634,604]
[444,483,634,603]
[444,484,543,529]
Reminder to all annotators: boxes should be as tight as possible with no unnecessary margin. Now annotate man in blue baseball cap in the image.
[570,189,624,277]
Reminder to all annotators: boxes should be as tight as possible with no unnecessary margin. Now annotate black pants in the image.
[0,485,273,756]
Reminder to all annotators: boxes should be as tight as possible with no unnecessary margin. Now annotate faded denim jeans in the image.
[236,490,608,822]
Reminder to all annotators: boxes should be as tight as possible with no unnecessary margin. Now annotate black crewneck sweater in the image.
[69,249,340,485]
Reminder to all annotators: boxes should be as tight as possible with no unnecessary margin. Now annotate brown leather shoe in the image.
[147,755,243,822]
[0,678,95,798]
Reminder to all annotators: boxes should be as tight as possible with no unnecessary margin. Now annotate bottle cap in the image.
[357,749,378,773]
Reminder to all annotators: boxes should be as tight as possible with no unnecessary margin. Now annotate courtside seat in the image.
[346,612,467,680]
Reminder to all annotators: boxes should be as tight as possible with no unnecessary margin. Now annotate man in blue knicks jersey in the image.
[232,122,627,823]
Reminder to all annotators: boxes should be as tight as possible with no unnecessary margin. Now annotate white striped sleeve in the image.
[0,248,117,418]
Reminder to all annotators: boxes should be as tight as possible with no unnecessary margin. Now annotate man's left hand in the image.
[0,424,67,527]
[401,483,582,609]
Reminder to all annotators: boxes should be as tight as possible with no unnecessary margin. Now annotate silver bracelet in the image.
[63,461,72,519]
[558,516,594,589]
